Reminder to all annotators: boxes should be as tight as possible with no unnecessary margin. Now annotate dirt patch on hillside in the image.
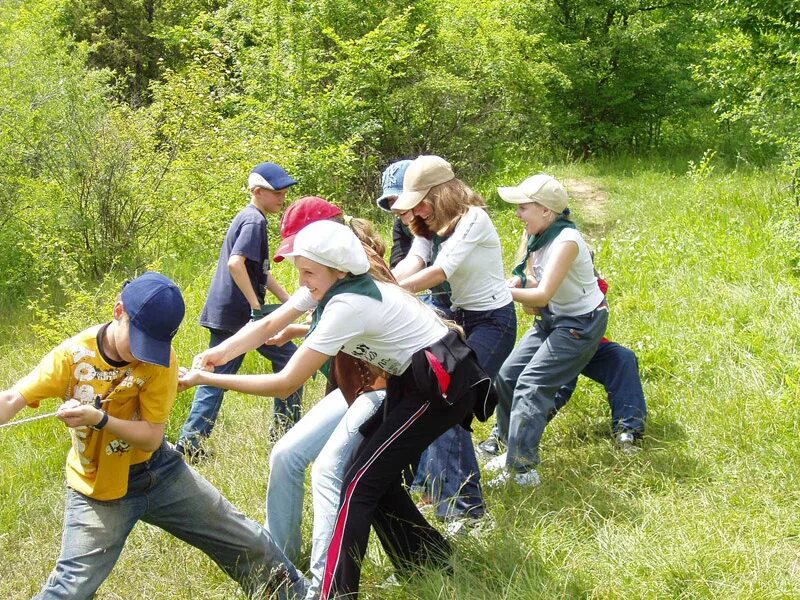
[561,177,611,241]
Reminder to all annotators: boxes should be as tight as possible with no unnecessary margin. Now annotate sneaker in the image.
[484,452,508,472]
[477,434,504,457]
[443,513,496,538]
[175,442,210,464]
[487,468,541,489]
[615,431,640,454]
[415,495,434,516]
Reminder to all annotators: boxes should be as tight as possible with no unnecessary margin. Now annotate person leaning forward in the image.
[0,272,308,600]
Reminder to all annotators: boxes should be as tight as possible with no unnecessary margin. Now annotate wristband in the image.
[91,411,109,430]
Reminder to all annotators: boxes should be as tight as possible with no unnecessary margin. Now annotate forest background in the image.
[0,0,799,598]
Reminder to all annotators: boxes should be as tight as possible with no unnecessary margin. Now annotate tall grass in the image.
[1,160,798,599]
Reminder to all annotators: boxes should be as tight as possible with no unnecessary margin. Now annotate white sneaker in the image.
[443,513,496,538]
[484,452,508,472]
[487,468,541,489]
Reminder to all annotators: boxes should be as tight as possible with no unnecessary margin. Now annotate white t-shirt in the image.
[288,282,448,375]
[413,207,512,311]
[531,228,604,316]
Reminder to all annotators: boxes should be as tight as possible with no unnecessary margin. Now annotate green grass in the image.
[1,160,799,599]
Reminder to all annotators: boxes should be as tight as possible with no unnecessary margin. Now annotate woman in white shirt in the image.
[486,174,609,487]
[179,220,492,600]
[390,155,517,525]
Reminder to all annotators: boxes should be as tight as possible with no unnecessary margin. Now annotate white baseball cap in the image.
[391,155,455,212]
[282,220,370,275]
[497,174,569,213]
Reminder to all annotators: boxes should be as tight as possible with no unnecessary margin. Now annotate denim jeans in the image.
[179,327,303,448]
[416,302,517,518]
[554,341,647,434]
[265,388,383,599]
[34,442,308,600]
[495,304,608,471]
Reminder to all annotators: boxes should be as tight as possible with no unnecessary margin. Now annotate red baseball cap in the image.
[274,196,343,262]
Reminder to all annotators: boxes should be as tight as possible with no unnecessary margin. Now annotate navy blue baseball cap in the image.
[376,160,413,213]
[121,272,185,367]
[248,162,297,191]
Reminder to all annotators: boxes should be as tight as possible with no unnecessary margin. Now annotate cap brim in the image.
[392,188,429,212]
[497,186,531,204]
[129,325,171,367]
[272,175,298,190]
[375,192,399,213]
[273,234,296,263]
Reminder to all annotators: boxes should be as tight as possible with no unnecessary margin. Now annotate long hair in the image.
[424,178,487,237]
[345,216,395,284]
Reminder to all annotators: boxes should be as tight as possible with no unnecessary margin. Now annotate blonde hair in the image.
[348,217,386,258]
[424,178,487,237]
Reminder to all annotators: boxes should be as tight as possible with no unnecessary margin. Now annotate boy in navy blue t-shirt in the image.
[177,162,303,459]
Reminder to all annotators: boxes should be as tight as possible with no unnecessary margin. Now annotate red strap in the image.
[425,350,451,397]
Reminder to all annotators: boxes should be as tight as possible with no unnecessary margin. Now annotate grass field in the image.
[1,159,798,599]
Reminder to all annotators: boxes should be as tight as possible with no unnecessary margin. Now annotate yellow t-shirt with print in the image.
[14,324,178,501]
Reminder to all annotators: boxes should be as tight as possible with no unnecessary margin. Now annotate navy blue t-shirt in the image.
[200,204,270,332]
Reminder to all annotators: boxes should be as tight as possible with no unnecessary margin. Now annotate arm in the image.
[228,254,261,310]
[399,266,447,294]
[181,345,329,399]
[266,272,290,303]
[511,241,578,308]
[194,302,306,370]
[392,253,425,281]
[56,400,164,452]
[0,389,27,425]
[266,323,310,346]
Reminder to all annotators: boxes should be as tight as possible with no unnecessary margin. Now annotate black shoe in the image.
[175,442,210,464]
[477,435,504,457]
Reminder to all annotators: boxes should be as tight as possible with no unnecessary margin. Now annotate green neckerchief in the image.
[511,216,576,287]
[309,273,382,379]
[429,234,452,307]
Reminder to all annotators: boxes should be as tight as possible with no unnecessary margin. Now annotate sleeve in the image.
[434,207,487,278]
[231,221,266,263]
[13,343,72,408]
[409,236,432,263]
[137,352,178,424]
[390,219,413,267]
[287,287,318,312]
[303,298,366,356]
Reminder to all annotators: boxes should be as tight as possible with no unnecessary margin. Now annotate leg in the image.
[178,328,245,449]
[321,382,471,599]
[143,446,308,599]
[423,425,485,520]
[580,342,647,435]
[267,389,348,562]
[257,340,304,432]
[426,304,515,517]
[306,390,384,599]
[34,490,143,600]
[493,324,549,444]
[506,309,609,471]
[551,376,579,419]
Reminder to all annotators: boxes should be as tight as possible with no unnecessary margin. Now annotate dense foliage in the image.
[0,0,797,304]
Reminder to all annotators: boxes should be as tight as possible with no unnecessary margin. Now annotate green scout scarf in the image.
[511,216,576,287]
[309,274,382,379]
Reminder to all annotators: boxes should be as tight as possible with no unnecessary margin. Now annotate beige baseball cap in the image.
[497,174,569,213]
[392,155,455,211]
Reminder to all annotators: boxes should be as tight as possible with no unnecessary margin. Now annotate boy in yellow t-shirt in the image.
[0,272,307,600]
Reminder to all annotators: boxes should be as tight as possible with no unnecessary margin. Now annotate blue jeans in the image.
[34,442,308,600]
[495,304,608,471]
[265,388,383,600]
[179,327,303,448]
[416,302,517,518]
[554,341,647,434]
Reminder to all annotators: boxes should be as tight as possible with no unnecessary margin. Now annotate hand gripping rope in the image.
[0,374,127,430]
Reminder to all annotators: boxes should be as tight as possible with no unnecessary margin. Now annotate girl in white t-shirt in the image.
[389,155,517,525]
[179,220,492,600]
[486,174,609,487]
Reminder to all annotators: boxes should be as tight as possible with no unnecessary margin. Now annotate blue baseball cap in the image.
[121,272,185,367]
[376,160,413,213]
[248,162,297,191]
